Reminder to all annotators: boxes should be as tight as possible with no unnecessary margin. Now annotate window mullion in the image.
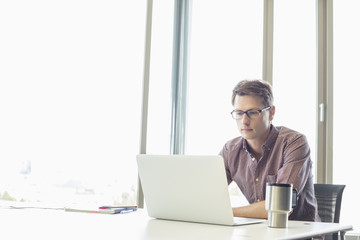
[170,0,191,155]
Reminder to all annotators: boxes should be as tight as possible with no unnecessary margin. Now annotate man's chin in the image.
[240,134,254,140]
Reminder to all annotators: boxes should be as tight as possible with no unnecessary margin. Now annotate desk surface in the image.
[0,208,352,240]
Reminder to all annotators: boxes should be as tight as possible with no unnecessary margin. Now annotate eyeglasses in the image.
[231,106,271,120]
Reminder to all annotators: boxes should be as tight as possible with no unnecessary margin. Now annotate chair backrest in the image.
[314,184,345,223]
[314,184,346,240]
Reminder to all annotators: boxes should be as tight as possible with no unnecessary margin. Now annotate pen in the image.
[99,207,137,214]
[118,207,137,214]
[99,205,137,210]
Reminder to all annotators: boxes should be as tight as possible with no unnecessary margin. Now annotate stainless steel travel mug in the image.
[265,183,297,228]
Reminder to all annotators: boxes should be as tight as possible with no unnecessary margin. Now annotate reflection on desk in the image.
[0,208,352,240]
[144,219,235,240]
[144,218,353,240]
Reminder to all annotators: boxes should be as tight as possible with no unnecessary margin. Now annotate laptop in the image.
[136,154,266,226]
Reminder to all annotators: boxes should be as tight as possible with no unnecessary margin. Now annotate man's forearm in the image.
[232,200,268,219]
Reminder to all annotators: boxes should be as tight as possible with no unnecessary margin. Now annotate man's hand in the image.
[232,200,268,219]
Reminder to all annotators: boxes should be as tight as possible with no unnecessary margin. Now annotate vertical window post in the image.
[137,0,153,208]
[263,0,274,85]
[316,0,333,184]
[170,0,192,155]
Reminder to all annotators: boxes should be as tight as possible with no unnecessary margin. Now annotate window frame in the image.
[137,0,336,207]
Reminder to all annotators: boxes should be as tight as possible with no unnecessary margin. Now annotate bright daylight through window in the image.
[0,1,358,232]
[186,0,263,206]
[333,0,360,231]
[0,1,146,207]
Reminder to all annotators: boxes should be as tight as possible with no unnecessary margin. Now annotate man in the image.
[220,79,320,221]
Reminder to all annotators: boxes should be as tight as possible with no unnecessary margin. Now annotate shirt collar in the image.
[263,124,279,151]
[241,124,279,152]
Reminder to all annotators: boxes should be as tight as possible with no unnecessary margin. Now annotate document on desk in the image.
[64,205,137,214]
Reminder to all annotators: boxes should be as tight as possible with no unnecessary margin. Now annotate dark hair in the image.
[231,80,273,107]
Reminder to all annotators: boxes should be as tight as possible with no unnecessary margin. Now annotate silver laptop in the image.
[136,154,266,226]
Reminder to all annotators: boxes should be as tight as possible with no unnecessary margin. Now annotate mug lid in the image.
[266,182,292,187]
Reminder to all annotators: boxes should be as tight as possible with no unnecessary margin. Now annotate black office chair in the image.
[314,184,346,240]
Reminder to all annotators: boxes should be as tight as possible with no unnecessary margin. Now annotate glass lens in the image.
[232,111,243,119]
[247,110,260,119]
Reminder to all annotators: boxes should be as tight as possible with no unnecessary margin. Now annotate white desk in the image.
[0,208,352,240]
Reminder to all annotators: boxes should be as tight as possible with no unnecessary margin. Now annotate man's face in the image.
[233,95,274,142]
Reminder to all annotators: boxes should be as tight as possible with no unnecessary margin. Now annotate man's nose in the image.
[241,113,251,124]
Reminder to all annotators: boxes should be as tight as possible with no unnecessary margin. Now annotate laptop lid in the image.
[136,154,264,226]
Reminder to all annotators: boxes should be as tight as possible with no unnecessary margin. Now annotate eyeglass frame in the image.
[230,106,271,120]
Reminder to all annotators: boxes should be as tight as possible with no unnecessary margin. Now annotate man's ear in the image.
[269,105,276,121]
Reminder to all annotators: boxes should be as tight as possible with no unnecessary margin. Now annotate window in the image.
[186,0,263,205]
[0,1,146,206]
[272,0,317,168]
[186,0,263,155]
[146,0,174,155]
[333,0,360,231]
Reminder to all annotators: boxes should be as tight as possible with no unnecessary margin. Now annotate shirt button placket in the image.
[254,177,260,202]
